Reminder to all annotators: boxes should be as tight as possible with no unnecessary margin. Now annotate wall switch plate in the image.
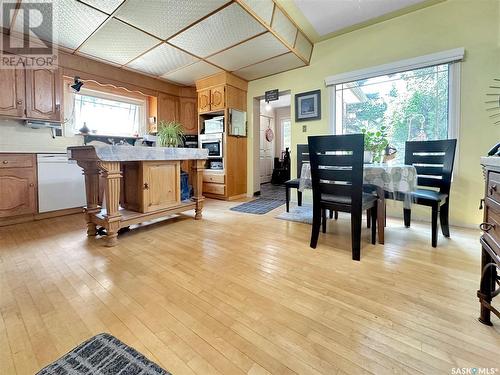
[302,125,307,132]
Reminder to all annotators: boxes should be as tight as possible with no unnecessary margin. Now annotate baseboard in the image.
[0,207,84,227]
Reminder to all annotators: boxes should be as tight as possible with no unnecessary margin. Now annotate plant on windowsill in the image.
[156,120,185,147]
[361,126,389,163]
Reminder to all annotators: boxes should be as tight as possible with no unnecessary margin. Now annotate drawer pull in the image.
[2,160,8,164]
[489,184,497,195]
[143,182,149,190]
[29,183,34,187]
[479,198,484,210]
[480,222,496,232]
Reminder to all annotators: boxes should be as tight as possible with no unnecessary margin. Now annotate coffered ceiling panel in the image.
[126,43,198,76]
[295,31,313,60]
[239,0,274,25]
[234,52,305,81]
[12,1,107,50]
[207,32,288,71]
[80,0,124,14]
[169,3,266,58]
[115,0,229,40]
[79,18,159,65]
[271,6,297,47]
[161,61,222,86]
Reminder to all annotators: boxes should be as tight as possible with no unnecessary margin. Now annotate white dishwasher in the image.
[37,154,87,213]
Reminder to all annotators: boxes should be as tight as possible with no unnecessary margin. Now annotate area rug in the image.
[275,204,313,224]
[36,333,171,375]
[230,198,284,214]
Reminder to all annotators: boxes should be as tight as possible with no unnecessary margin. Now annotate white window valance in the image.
[324,48,465,86]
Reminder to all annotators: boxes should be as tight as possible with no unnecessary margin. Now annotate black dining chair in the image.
[402,139,457,247]
[284,144,309,212]
[308,134,377,261]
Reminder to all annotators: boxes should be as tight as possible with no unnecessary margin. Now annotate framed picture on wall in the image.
[295,89,321,122]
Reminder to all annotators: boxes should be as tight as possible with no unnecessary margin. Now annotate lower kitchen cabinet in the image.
[0,154,37,218]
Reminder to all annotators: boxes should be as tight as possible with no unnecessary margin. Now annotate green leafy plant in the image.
[156,120,184,147]
[361,126,389,162]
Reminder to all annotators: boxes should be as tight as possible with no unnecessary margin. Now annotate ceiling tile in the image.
[80,0,124,14]
[239,0,274,25]
[79,18,159,65]
[294,31,312,60]
[271,6,297,47]
[207,33,288,71]
[161,61,221,86]
[169,3,266,58]
[116,0,229,40]
[11,1,107,50]
[234,52,305,81]
[126,43,198,76]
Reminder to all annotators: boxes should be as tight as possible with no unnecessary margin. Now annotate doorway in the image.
[253,92,291,198]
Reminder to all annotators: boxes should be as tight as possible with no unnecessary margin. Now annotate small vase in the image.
[364,151,373,164]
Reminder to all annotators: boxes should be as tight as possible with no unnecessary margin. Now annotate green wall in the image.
[246,0,500,227]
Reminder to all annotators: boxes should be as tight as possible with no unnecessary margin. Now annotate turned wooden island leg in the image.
[99,161,122,246]
[78,161,101,236]
[191,159,205,219]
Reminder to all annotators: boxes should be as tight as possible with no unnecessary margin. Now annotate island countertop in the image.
[67,144,208,162]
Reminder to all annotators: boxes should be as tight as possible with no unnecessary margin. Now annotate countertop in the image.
[67,145,208,161]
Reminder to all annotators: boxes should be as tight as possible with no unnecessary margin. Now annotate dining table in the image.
[298,162,418,244]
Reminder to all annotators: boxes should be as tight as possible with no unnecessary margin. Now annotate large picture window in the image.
[329,50,462,164]
[73,89,145,136]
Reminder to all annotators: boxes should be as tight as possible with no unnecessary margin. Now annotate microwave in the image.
[204,116,224,134]
[200,133,223,158]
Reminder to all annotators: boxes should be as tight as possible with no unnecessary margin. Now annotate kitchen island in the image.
[68,145,208,246]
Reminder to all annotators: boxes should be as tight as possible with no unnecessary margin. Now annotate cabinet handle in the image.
[480,222,495,232]
[489,184,497,195]
[29,183,34,187]
[479,198,484,210]
[144,182,149,190]
[55,104,60,111]
[2,160,8,164]
[16,99,23,106]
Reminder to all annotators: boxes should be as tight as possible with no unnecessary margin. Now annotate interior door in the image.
[259,115,274,184]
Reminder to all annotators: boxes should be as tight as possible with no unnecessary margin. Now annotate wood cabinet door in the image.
[141,161,180,212]
[25,68,62,121]
[158,93,179,123]
[0,168,37,218]
[210,85,225,111]
[179,97,197,134]
[0,68,25,118]
[198,90,211,113]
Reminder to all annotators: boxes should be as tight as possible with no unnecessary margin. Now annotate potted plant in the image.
[361,126,389,163]
[156,120,184,147]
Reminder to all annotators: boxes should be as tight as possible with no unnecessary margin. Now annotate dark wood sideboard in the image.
[478,157,500,325]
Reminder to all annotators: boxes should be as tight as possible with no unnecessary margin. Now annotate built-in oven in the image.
[200,133,223,158]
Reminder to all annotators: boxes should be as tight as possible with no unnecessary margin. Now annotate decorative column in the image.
[191,159,205,219]
[98,161,122,246]
[77,161,101,236]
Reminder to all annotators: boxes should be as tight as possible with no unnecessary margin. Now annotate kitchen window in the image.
[73,88,146,136]
[327,49,462,163]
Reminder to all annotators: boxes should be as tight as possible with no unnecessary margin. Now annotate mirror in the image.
[229,109,246,137]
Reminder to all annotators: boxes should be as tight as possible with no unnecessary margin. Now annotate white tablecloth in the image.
[298,163,418,208]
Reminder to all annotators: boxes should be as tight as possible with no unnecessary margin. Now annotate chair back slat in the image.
[296,144,309,178]
[308,134,364,210]
[405,139,457,194]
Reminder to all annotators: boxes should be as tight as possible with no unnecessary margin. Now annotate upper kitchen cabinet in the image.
[197,85,225,113]
[0,68,25,118]
[0,65,62,122]
[158,93,179,123]
[25,68,62,122]
[179,97,197,135]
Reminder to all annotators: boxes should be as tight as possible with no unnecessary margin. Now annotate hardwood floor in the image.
[0,199,499,374]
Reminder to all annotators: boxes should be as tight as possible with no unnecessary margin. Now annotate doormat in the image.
[230,198,284,215]
[36,333,171,375]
